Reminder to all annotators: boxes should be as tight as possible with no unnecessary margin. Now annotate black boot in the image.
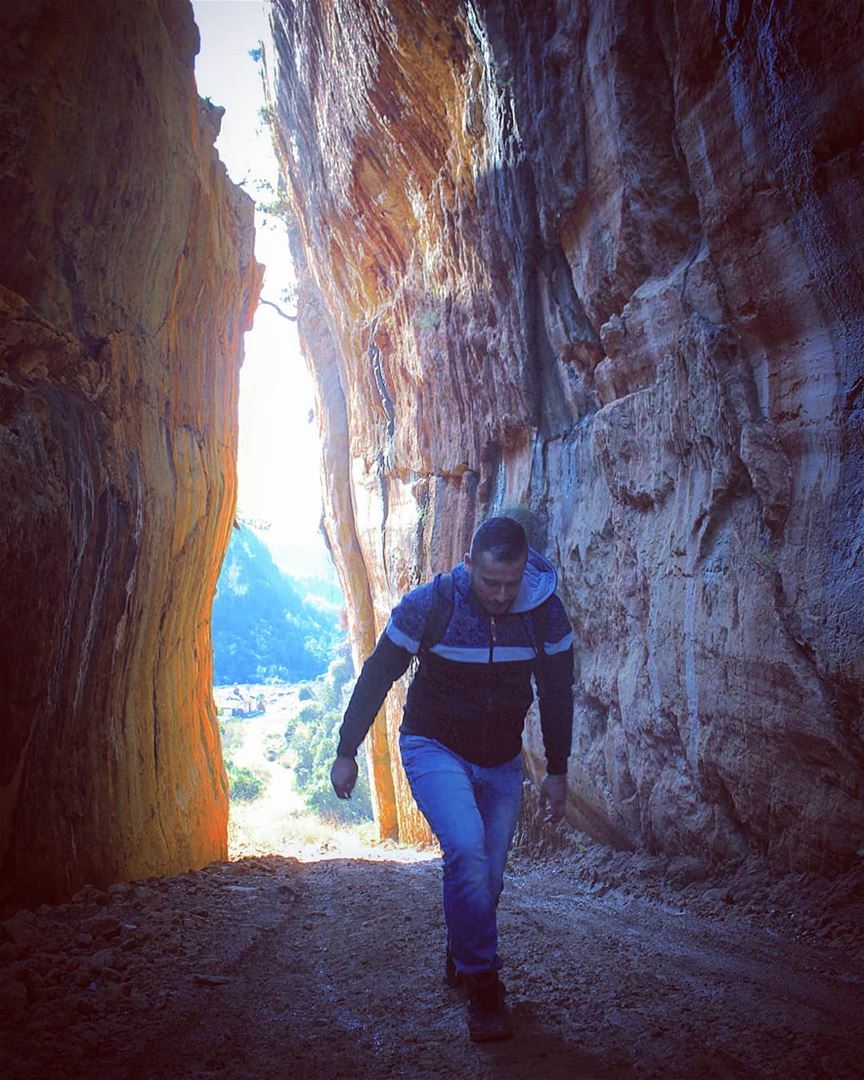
[465,971,512,1042]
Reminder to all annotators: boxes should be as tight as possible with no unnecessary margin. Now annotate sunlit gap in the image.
[193,2,421,866]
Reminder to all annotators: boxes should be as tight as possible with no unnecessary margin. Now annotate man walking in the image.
[330,516,574,1041]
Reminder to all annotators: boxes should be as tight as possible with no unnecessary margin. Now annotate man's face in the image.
[465,551,527,616]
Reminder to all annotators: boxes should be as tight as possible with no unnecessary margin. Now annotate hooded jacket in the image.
[337,549,574,774]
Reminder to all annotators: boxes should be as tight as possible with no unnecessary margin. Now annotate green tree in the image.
[212,527,343,684]
[284,645,372,822]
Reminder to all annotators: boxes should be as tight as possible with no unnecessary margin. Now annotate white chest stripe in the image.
[545,631,574,655]
[386,619,573,662]
[385,620,421,655]
[431,644,537,663]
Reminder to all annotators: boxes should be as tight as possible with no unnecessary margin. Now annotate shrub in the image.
[225,760,266,803]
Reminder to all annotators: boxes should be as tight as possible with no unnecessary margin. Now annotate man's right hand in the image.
[330,755,359,799]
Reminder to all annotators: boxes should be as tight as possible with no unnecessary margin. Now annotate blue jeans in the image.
[399,734,523,976]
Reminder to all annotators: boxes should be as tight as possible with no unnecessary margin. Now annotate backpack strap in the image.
[419,572,455,654]
[531,598,550,662]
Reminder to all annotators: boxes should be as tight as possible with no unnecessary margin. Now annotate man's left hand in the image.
[540,774,567,823]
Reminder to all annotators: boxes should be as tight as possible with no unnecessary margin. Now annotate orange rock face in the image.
[0,0,261,902]
[270,1,863,872]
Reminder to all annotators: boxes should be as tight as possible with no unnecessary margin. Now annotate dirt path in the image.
[2,841,862,1079]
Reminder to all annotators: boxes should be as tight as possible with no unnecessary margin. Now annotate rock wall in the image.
[0,0,261,903]
[269,0,863,874]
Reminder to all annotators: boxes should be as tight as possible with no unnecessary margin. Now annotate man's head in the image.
[464,516,528,616]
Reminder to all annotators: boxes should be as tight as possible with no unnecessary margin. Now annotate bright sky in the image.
[192,0,334,581]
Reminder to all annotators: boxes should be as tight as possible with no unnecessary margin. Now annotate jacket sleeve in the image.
[336,581,436,757]
[535,594,575,775]
[336,631,413,758]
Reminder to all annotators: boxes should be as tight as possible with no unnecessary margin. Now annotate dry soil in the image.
[2,833,863,1080]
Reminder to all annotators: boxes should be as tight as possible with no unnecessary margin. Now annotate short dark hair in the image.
[470,516,528,563]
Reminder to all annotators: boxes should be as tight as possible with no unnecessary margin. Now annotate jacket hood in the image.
[452,546,558,613]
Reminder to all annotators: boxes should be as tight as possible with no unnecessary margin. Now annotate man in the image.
[330,516,574,1042]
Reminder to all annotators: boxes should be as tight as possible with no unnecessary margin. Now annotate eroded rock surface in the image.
[269,0,863,871]
[0,0,261,902]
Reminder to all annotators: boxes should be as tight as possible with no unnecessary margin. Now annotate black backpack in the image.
[418,572,549,661]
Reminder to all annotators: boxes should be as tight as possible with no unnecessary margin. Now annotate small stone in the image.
[88,948,116,972]
[702,887,732,904]
[72,885,108,905]
[81,915,121,938]
[665,856,707,889]
[109,951,130,971]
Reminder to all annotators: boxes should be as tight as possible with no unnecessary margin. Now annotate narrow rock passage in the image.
[2,847,862,1079]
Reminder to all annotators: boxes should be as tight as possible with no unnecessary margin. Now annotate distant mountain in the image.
[212,527,343,685]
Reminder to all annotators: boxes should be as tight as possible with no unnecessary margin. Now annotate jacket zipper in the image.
[488,616,496,663]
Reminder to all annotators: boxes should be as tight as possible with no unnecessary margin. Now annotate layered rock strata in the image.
[0,0,261,902]
[270,0,863,873]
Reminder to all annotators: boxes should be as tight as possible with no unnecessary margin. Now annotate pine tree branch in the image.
[259,298,298,321]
